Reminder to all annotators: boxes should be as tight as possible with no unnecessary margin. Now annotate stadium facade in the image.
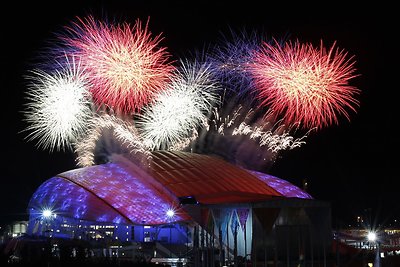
[26,151,331,265]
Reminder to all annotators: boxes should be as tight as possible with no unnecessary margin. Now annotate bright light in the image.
[42,209,53,218]
[367,231,377,242]
[166,209,175,218]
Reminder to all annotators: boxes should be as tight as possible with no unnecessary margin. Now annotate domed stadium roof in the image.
[28,151,311,225]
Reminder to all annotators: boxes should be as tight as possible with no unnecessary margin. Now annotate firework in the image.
[22,14,362,177]
[75,114,150,167]
[23,56,93,152]
[192,104,311,171]
[137,60,220,150]
[205,29,267,98]
[232,122,307,152]
[208,106,308,153]
[63,15,175,113]
[249,39,360,129]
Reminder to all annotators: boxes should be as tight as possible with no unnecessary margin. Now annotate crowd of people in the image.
[0,235,159,267]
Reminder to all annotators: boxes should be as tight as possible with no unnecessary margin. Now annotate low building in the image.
[0,221,28,243]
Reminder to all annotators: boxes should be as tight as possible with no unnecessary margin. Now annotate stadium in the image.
[26,150,331,266]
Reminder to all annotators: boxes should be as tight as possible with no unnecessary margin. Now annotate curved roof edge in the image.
[29,151,313,225]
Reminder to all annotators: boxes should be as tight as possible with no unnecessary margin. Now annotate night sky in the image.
[1,1,397,228]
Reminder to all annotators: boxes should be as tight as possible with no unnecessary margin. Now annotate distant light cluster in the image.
[23,14,360,170]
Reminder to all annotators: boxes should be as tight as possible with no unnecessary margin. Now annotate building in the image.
[0,221,28,244]
[26,151,331,266]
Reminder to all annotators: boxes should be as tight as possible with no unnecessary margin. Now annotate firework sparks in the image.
[206,29,273,97]
[75,114,150,167]
[137,60,220,150]
[22,16,363,176]
[232,122,307,152]
[209,106,308,154]
[23,56,93,152]
[249,39,360,129]
[63,15,175,113]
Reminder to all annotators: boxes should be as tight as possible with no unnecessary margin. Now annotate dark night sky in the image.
[1,1,397,228]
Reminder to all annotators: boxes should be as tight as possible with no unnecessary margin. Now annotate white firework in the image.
[75,114,150,167]
[137,60,220,150]
[23,56,94,152]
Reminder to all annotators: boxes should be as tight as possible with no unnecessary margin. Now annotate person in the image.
[297,248,305,267]
[71,247,77,257]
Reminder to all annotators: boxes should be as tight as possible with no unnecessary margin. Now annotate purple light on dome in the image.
[59,162,191,224]
[249,170,312,199]
[28,177,126,223]
[29,162,191,225]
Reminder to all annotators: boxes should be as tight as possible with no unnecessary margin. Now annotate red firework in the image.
[249,39,360,130]
[63,16,175,113]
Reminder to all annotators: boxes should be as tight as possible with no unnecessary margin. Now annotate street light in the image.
[166,209,175,218]
[41,208,56,237]
[367,231,380,267]
[367,231,376,242]
[166,208,175,257]
[42,209,54,218]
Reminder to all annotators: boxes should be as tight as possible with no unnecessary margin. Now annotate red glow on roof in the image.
[149,151,282,204]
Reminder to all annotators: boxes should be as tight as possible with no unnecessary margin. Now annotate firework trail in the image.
[136,60,220,150]
[193,105,310,171]
[23,56,94,152]
[249,39,360,129]
[62,15,175,113]
[232,122,308,152]
[75,114,150,167]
